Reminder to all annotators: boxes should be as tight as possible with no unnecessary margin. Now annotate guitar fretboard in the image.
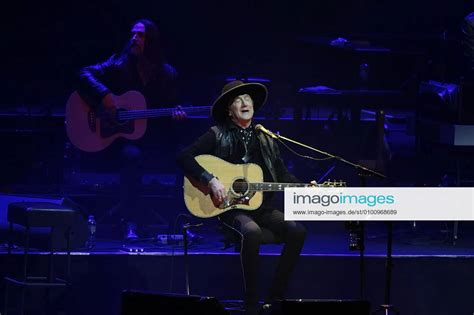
[118,106,211,120]
[227,181,345,192]
[249,183,312,192]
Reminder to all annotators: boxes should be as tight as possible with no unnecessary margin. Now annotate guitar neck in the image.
[117,106,210,120]
[249,182,311,192]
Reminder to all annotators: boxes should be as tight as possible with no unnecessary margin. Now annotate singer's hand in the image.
[209,177,226,202]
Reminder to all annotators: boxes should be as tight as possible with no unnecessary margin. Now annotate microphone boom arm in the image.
[256,124,385,179]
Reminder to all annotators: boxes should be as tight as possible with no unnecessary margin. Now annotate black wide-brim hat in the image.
[212,80,268,123]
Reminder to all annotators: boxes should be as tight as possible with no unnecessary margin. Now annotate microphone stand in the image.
[258,126,386,301]
[259,127,385,179]
[182,223,203,296]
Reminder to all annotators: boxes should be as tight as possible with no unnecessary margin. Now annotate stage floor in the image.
[2,222,474,315]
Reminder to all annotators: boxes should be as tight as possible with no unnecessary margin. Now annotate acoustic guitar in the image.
[183,155,346,218]
[65,90,210,152]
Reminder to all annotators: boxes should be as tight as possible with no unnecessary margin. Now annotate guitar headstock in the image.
[320,180,347,187]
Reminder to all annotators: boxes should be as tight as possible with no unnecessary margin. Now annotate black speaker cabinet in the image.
[270,299,370,315]
[121,290,229,315]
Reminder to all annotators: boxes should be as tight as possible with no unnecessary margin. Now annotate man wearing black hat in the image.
[177,80,308,315]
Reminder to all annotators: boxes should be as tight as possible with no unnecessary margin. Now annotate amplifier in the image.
[269,299,370,315]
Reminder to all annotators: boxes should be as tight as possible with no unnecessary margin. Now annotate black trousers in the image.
[119,143,143,223]
[220,207,306,309]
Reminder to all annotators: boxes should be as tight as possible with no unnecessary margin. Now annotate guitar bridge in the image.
[88,111,96,132]
[99,109,135,138]
[218,191,256,209]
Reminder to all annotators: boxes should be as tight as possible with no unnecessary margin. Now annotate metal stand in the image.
[372,222,399,315]
[256,124,386,302]
[358,222,365,300]
[182,223,203,296]
[183,224,191,296]
[353,172,369,300]
[255,124,386,299]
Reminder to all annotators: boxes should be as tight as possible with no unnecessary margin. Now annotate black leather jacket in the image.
[77,54,178,110]
[177,122,300,186]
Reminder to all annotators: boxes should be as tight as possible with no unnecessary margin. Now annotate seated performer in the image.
[177,80,313,315]
[76,18,184,240]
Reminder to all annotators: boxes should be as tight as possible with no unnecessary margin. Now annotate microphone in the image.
[255,124,279,139]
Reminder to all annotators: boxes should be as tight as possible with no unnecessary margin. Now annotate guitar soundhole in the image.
[232,179,249,195]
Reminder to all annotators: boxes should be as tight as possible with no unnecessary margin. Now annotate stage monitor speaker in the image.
[270,299,370,315]
[121,290,228,315]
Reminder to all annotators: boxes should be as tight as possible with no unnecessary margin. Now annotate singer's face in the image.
[229,94,254,126]
[130,23,146,56]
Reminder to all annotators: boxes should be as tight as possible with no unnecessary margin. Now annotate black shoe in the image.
[263,296,282,314]
[260,303,272,315]
[262,303,272,310]
[244,299,260,315]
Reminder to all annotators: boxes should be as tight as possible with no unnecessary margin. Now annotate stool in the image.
[4,202,75,315]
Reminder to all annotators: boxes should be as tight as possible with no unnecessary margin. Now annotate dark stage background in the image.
[2,2,473,187]
[2,2,474,313]
[3,0,472,105]
[1,0,473,223]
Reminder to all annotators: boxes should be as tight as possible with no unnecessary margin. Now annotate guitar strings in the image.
[223,182,342,190]
[119,106,211,119]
